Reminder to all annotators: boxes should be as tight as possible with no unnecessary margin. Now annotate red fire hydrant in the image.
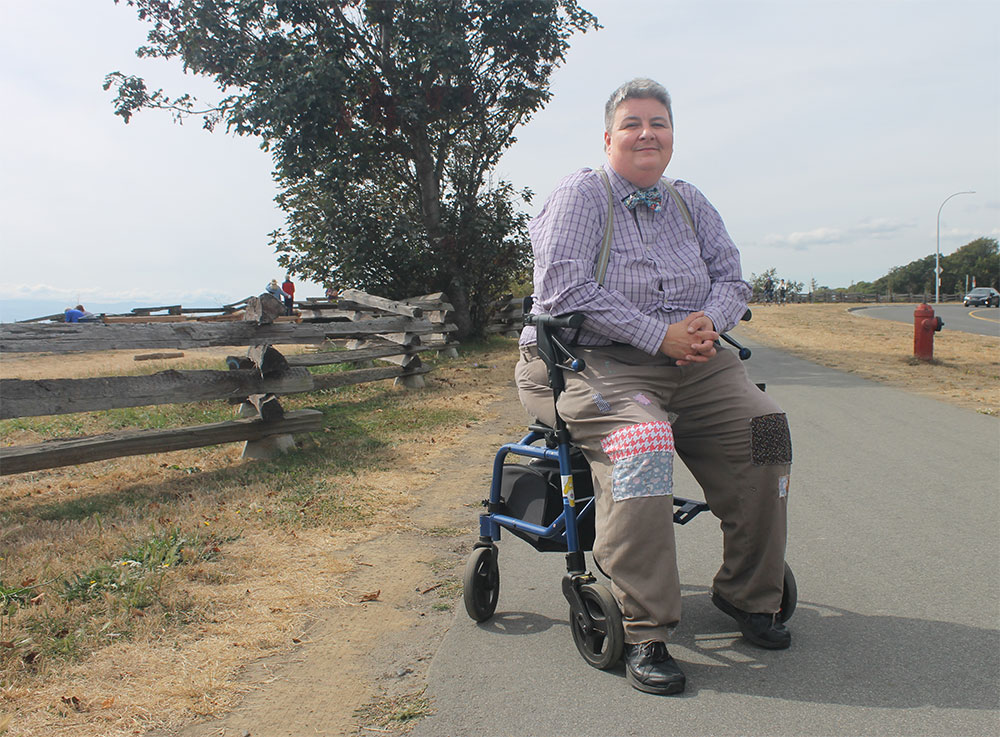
[913,303,944,361]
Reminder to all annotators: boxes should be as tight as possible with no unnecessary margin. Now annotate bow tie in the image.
[623,187,663,212]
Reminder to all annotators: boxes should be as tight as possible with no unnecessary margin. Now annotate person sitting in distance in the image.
[265,279,291,303]
[64,305,97,323]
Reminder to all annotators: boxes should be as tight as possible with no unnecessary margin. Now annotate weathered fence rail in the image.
[0,315,437,354]
[0,409,325,475]
[0,367,316,420]
[0,290,456,475]
[486,295,524,338]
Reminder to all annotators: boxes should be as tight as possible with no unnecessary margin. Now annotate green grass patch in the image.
[60,527,201,605]
[1,526,231,665]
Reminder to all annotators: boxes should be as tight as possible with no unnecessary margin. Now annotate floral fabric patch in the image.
[601,422,675,502]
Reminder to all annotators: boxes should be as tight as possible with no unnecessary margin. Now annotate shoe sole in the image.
[711,593,791,650]
[625,669,686,695]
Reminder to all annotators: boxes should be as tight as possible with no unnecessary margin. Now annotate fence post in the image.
[232,340,298,459]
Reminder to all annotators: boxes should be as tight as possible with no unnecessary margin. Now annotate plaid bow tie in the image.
[623,186,663,212]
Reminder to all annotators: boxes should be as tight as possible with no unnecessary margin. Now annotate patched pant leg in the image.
[555,347,685,643]
[679,420,790,613]
[670,351,791,614]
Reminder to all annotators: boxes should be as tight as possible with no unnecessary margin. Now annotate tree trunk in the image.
[447,277,474,340]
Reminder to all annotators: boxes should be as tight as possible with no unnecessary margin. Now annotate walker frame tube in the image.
[479,432,594,553]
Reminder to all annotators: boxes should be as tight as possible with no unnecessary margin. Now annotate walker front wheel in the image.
[463,545,500,622]
[779,561,797,623]
[570,582,624,670]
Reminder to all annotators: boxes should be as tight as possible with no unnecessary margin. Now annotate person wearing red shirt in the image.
[281,274,295,316]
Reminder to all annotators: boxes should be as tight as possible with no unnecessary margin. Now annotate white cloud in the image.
[755,219,915,251]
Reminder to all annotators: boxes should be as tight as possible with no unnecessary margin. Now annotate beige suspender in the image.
[595,170,616,286]
[595,169,696,287]
[663,183,695,234]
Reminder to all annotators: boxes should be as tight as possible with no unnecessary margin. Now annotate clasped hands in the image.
[658,312,718,366]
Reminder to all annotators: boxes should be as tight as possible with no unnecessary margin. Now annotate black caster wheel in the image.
[463,545,500,622]
[570,582,624,670]
[779,561,797,623]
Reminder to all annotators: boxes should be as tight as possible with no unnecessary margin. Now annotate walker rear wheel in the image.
[570,582,624,670]
[463,545,500,622]
[779,561,797,623]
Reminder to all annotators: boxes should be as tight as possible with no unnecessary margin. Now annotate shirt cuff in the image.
[702,309,722,334]
[633,316,669,356]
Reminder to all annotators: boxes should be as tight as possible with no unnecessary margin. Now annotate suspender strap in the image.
[663,180,695,234]
[594,169,697,287]
[595,169,615,286]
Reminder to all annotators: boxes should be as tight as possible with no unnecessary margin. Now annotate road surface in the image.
[854,304,1000,338]
[415,338,1000,737]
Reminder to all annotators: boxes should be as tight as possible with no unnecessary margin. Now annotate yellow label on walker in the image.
[561,475,575,506]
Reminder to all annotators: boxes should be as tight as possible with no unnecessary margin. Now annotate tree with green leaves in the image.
[106,0,599,337]
[941,237,999,292]
[868,238,997,296]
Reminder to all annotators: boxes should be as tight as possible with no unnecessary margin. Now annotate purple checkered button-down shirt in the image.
[520,163,751,355]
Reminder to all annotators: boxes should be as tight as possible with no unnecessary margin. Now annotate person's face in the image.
[604,97,673,188]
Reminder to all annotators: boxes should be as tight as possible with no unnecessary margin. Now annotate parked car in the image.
[963,287,1000,307]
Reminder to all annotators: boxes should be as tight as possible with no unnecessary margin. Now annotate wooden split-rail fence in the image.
[486,295,526,338]
[0,290,457,476]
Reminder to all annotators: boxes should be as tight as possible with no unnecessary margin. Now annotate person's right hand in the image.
[658,312,719,365]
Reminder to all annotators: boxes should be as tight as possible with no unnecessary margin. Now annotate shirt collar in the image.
[602,162,663,203]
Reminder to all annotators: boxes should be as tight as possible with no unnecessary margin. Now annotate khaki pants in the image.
[515,344,791,644]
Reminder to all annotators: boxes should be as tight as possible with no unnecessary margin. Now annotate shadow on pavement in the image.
[476,610,565,637]
[672,588,999,710]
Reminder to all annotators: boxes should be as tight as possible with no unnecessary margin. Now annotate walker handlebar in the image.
[522,297,586,389]
[721,309,753,360]
[523,311,585,331]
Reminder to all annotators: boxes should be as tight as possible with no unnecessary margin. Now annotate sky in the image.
[0,0,997,323]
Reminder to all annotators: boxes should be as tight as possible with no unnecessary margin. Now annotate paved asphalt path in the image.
[854,304,1000,338]
[415,339,1000,737]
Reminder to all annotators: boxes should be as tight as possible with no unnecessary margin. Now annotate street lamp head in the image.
[935,190,976,303]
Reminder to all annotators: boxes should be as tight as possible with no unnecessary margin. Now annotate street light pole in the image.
[936,190,975,303]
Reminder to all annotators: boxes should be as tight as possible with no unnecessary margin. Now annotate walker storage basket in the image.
[499,456,596,552]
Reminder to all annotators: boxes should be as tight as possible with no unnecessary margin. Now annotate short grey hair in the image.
[604,78,673,132]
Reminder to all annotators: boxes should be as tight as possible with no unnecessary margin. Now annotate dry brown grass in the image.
[0,343,515,737]
[733,303,1000,416]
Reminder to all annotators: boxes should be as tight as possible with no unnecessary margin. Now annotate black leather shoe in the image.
[711,592,791,649]
[623,641,686,695]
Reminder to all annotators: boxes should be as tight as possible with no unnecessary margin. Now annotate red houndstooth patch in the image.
[601,421,675,462]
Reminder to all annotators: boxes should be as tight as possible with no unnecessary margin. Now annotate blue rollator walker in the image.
[462,298,798,670]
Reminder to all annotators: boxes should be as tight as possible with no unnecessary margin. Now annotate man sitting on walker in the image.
[515,78,792,696]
